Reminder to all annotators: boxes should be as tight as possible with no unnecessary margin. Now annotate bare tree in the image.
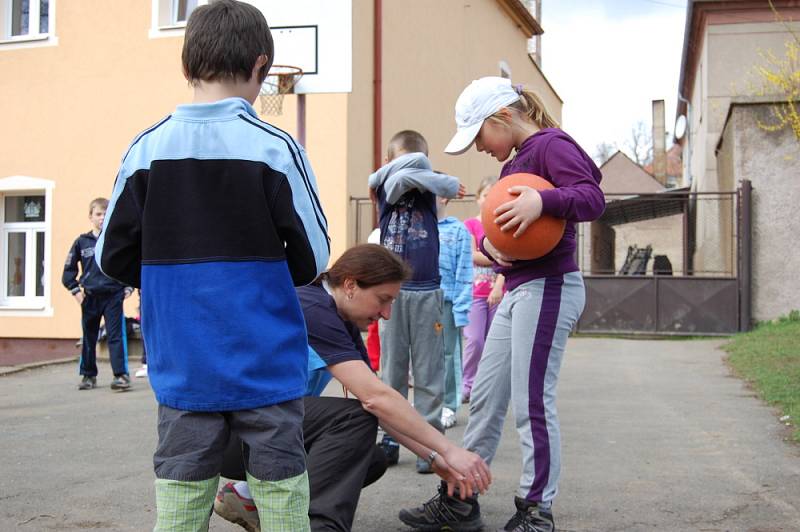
[594,141,617,166]
[625,121,653,166]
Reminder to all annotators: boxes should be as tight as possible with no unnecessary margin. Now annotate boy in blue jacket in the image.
[95,1,329,529]
[437,195,473,429]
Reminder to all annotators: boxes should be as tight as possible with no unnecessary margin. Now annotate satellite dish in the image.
[674,115,687,140]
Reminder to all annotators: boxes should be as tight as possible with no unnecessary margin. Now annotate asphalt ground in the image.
[1,338,799,531]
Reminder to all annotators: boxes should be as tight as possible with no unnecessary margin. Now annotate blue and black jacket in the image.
[96,97,330,412]
[62,231,130,295]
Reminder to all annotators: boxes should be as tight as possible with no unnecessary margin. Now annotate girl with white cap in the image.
[399,77,604,532]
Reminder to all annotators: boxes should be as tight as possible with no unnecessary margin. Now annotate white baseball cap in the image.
[444,76,521,155]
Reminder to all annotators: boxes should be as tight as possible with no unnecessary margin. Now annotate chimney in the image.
[652,100,667,186]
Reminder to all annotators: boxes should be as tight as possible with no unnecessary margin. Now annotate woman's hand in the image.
[483,238,514,267]
[430,454,464,496]
[494,185,543,238]
[441,446,492,498]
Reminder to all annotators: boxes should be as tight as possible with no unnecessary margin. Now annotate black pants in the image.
[80,290,127,377]
[221,396,388,532]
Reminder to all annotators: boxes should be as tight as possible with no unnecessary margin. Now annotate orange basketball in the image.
[481,173,566,260]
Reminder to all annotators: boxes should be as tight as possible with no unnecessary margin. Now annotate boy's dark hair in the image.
[182,0,274,86]
[325,244,412,289]
[89,198,108,214]
[388,130,429,159]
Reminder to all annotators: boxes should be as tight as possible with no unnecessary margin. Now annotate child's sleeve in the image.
[272,148,330,285]
[538,137,606,222]
[370,154,460,204]
[382,169,460,204]
[61,238,82,294]
[453,224,474,328]
[96,165,144,288]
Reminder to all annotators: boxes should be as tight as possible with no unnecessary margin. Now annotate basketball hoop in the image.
[259,65,303,116]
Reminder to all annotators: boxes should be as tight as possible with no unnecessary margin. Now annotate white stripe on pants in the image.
[461,272,585,503]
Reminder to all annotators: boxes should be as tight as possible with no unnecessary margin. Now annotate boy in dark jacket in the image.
[63,197,133,391]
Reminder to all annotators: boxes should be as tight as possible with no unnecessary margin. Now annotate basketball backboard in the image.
[245,0,352,94]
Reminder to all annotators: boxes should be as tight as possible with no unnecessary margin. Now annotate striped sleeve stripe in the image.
[238,114,328,230]
[262,121,329,227]
[238,114,328,228]
[120,115,172,165]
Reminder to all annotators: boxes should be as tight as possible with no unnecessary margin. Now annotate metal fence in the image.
[575,186,749,334]
[349,183,752,335]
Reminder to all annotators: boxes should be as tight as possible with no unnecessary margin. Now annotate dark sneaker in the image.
[379,434,400,466]
[110,374,131,391]
[77,375,96,390]
[398,481,484,531]
[499,497,554,532]
[416,457,434,474]
[213,482,259,532]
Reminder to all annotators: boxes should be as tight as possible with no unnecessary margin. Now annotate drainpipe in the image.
[677,92,692,187]
[297,93,306,147]
[739,179,752,331]
[372,0,382,229]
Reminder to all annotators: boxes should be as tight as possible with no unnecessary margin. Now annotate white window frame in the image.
[0,175,54,316]
[150,0,208,39]
[0,0,58,50]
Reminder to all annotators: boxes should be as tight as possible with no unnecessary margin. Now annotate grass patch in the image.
[724,311,800,442]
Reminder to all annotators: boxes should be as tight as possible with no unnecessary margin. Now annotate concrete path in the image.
[1,338,798,531]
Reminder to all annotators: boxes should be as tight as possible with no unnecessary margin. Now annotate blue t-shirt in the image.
[298,283,371,396]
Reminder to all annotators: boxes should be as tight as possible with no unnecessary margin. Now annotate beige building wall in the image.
[346,0,561,244]
[0,1,349,341]
[687,20,800,275]
[380,0,560,194]
[1,0,555,342]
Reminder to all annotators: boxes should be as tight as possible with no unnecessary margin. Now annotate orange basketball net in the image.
[259,65,303,116]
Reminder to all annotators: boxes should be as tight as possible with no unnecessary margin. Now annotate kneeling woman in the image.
[216,244,491,532]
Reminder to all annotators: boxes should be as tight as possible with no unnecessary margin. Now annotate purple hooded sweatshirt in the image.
[481,128,605,291]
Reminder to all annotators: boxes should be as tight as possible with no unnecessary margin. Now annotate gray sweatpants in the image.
[462,272,585,504]
[379,288,445,432]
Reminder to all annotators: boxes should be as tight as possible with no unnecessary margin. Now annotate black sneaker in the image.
[379,434,399,466]
[110,374,131,391]
[398,481,484,531]
[77,375,96,390]
[499,497,554,532]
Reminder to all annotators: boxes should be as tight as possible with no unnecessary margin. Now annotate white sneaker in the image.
[441,407,457,429]
[134,365,148,378]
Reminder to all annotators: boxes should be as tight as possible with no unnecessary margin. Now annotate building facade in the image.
[675,0,800,321]
[0,0,560,352]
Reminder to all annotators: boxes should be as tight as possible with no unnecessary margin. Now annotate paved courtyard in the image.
[1,337,799,531]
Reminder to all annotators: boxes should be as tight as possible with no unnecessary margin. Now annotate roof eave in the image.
[496,0,544,38]
[676,0,695,119]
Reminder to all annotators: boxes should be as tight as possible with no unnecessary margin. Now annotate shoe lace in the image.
[421,486,461,523]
